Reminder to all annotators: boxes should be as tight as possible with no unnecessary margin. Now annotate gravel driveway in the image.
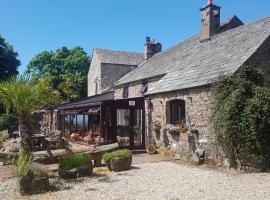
[1,161,270,200]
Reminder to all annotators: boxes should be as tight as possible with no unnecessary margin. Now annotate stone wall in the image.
[115,79,223,164]
[114,79,158,100]
[146,86,224,164]
[101,63,136,92]
[88,51,101,96]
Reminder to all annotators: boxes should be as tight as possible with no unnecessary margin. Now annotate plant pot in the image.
[110,155,132,172]
[58,164,93,179]
[180,128,188,133]
[18,175,50,195]
[146,144,156,154]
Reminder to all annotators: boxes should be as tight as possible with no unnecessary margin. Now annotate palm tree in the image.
[0,76,60,154]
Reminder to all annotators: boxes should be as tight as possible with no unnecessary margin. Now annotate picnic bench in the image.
[32,130,64,151]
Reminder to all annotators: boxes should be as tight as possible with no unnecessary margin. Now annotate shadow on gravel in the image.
[98,175,120,183]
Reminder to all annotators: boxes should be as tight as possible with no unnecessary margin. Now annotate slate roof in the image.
[58,91,114,110]
[115,16,270,95]
[220,15,244,32]
[94,48,144,66]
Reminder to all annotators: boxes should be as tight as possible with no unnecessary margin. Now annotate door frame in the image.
[112,98,145,149]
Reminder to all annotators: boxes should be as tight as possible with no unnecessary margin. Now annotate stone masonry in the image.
[88,51,101,96]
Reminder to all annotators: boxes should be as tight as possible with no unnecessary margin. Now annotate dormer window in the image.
[123,86,129,98]
[140,82,148,94]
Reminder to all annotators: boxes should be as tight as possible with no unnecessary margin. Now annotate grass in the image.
[59,153,91,170]
[0,130,9,141]
[16,152,33,177]
[102,149,132,163]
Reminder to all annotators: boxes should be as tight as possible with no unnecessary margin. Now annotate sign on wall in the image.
[129,101,136,106]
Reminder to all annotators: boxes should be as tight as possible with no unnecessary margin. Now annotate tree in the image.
[25,46,90,102]
[0,76,60,154]
[0,35,20,80]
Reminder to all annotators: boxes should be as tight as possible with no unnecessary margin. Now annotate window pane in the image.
[170,100,185,124]
[116,109,130,147]
[117,109,130,126]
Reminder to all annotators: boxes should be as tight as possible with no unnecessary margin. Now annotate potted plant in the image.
[95,136,104,146]
[166,124,180,135]
[58,153,93,179]
[103,149,132,172]
[16,153,50,195]
[178,122,188,133]
[146,144,156,154]
[146,137,156,154]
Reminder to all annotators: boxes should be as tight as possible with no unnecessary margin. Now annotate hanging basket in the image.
[180,127,188,133]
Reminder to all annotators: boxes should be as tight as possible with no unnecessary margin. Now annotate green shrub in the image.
[103,149,132,163]
[211,66,270,169]
[0,115,16,131]
[0,130,9,141]
[59,153,91,170]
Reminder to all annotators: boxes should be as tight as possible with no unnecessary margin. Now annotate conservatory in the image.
[57,92,145,149]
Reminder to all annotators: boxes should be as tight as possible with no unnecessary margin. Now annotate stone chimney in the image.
[200,0,221,41]
[144,37,162,60]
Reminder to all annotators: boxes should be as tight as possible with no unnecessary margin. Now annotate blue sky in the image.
[1,0,269,74]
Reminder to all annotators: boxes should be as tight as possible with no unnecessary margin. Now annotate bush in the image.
[0,130,9,141]
[0,115,16,131]
[59,153,91,170]
[103,149,132,163]
[211,66,270,169]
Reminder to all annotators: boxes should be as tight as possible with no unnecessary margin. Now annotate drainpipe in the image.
[146,97,153,145]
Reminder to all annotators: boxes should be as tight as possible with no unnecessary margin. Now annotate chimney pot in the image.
[144,37,162,60]
[200,1,221,41]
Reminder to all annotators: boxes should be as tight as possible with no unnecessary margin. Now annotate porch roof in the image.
[58,91,114,110]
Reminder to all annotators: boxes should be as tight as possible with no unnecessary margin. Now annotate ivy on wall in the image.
[211,66,270,170]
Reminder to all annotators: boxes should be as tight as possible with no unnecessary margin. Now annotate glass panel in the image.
[84,115,89,131]
[70,115,76,132]
[88,115,100,135]
[76,115,84,132]
[133,109,143,147]
[170,100,185,124]
[116,109,130,147]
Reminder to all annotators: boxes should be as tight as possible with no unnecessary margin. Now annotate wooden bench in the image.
[33,143,119,166]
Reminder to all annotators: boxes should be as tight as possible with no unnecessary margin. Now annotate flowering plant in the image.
[95,136,104,145]
[165,124,180,135]
[175,121,189,133]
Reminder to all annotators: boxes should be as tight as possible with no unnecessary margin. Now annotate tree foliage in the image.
[25,46,90,102]
[0,35,20,80]
[0,75,60,153]
[211,66,270,170]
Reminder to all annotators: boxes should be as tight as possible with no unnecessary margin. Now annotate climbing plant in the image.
[211,66,270,170]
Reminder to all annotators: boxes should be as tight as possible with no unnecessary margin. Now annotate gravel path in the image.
[1,161,270,200]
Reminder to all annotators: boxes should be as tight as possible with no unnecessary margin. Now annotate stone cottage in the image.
[55,1,270,165]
